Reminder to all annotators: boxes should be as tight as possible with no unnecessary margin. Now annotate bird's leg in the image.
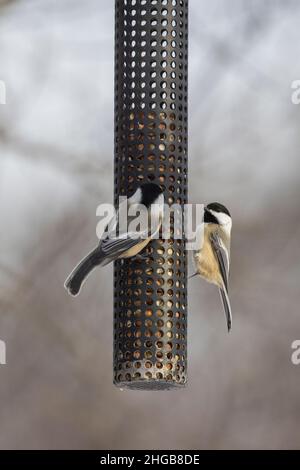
[189,271,199,279]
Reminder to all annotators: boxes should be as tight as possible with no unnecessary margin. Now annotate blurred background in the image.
[0,0,300,450]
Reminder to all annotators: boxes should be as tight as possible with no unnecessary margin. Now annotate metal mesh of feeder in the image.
[113,0,188,390]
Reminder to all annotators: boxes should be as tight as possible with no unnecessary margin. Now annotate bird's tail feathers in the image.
[219,287,232,332]
[64,246,106,297]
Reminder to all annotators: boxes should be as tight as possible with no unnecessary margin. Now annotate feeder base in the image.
[115,379,187,391]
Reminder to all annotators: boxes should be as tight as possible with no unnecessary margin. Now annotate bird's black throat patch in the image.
[204,210,219,224]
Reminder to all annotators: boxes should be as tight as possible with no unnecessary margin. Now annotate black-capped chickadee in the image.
[65,183,164,297]
[191,202,232,332]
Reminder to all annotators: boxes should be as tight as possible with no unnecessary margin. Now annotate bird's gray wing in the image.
[100,194,163,260]
[100,233,145,260]
[210,231,229,292]
[105,196,163,239]
[210,231,232,331]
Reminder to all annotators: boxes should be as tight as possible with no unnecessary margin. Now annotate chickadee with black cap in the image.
[65,183,164,297]
[191,202,232,332]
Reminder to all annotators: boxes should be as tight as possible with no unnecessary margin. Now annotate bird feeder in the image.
[113,0,188,390]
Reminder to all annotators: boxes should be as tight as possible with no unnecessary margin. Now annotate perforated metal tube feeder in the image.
[113,0,188,390]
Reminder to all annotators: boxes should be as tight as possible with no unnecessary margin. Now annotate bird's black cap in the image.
[140,183,163,207]
[204,202,231,224]
[206,202,231,217]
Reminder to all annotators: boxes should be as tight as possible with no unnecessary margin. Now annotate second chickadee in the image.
[192,202,232,332]
[65,183,164,297]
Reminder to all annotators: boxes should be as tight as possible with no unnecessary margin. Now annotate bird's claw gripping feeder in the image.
[113,0,188,390]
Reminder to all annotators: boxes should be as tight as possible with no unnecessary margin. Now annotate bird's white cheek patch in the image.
[210,210,232,228]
